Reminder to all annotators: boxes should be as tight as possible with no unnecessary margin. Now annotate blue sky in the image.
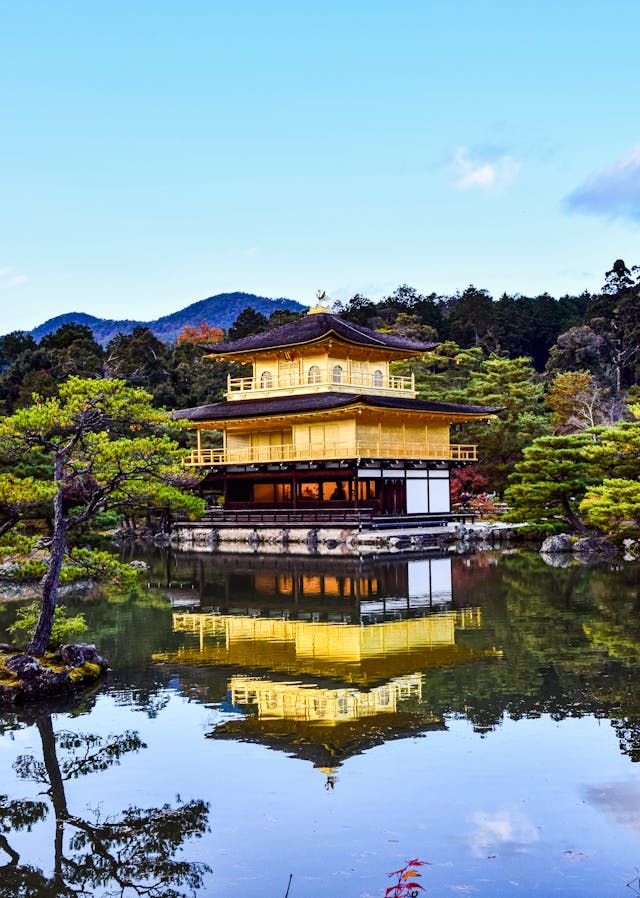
[1,1,639,334]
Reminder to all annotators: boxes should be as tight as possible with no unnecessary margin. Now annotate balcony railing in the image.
[226,370,416,399]
[184,441,477,466]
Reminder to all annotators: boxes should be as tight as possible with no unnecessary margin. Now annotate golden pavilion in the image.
[174,306,498,522]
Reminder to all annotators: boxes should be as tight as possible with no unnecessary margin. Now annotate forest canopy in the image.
[0,259,638,535]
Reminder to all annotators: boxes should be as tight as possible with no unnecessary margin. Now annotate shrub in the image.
[9,603,88,650]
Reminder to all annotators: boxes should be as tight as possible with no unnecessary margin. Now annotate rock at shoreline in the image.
[540,533,617,562]
[572,537,617,560]
[5,654,44,680]
[0,643,108,706]
[59,643,109,671]
[540,534,573,554]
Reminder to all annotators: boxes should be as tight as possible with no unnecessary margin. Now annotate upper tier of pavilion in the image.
[205,306,438,401]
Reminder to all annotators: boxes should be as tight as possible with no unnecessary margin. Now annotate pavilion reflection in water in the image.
[155,551,457,621]
[153,554,501,774]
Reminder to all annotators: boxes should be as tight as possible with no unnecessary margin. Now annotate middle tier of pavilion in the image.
[175,390,495,467]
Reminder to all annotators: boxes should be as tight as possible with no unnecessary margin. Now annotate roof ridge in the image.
[333,315,388,346]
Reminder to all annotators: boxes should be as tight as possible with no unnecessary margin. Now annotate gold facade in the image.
[186,407,477,467]
[228,673,424,724]
[155,608,496,685]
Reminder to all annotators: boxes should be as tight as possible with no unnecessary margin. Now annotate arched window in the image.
[308,365,321,384]
[332,364,343,384]
[373,369,384,387]
[260,371,273,389]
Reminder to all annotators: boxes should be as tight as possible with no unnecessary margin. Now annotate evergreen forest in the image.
[1,259,640,537]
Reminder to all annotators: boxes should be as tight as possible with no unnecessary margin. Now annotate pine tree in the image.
[0,377,204,655]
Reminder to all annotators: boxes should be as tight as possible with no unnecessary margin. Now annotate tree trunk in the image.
[560,493,587,533]
[36,715,68,884]
[27,459,67,657]
[0,833,20,865]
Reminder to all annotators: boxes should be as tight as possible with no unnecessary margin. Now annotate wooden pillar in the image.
[196,428,202,462]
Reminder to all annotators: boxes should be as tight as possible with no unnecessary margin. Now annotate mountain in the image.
[28,292,307,345]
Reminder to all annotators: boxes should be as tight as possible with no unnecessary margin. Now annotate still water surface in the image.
[2,549,640,897]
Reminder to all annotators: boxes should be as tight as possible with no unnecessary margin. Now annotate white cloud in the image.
[0,267,28,289]
[468,809,539,857]
[585,782,640,833]
[451,147,520,192]
[5,274,27,288]
[565,146,640,221]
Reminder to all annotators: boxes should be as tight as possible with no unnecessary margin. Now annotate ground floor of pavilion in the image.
[195,457,455,518]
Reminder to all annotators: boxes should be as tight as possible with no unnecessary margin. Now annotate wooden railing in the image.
[184,441,477,466]
[226,370,416,398]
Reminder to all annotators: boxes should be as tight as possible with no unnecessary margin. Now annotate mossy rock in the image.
[0,662,19,688]
[69,661,102,683]
[0,646,108,706]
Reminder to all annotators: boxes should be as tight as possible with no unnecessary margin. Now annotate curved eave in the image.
[204,332,436,362]
[173,393,503,427]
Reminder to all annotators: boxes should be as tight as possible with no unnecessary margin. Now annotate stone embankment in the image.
[172,521,521,556]
[0,643,109,705]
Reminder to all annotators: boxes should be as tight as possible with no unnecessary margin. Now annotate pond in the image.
[2,549,640,897]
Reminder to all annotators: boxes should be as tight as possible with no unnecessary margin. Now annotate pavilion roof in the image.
[205,312,438,357]
[173,391,501,422]
[206,713,446,767]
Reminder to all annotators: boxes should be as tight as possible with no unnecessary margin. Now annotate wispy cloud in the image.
[565,147,640,220]
[450,146,520,192]
[468,809,539,857]
[0,267,27,289]
[6,274,27,288]
[584,782,640,833]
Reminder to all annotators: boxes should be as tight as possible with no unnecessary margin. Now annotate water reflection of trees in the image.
[446,553,640,755]
[0,712,210,898]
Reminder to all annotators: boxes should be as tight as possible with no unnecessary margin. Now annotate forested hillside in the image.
[28,292,305,345]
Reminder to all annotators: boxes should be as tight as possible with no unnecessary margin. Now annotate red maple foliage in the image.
[177,323,225,345]
[450,468,489,504]
[385,859,429,897]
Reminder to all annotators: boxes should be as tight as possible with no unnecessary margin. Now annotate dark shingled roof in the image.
[173,392,501,422]
[205,312,438,356]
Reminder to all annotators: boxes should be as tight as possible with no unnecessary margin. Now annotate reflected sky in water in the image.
[2,550,640,896]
